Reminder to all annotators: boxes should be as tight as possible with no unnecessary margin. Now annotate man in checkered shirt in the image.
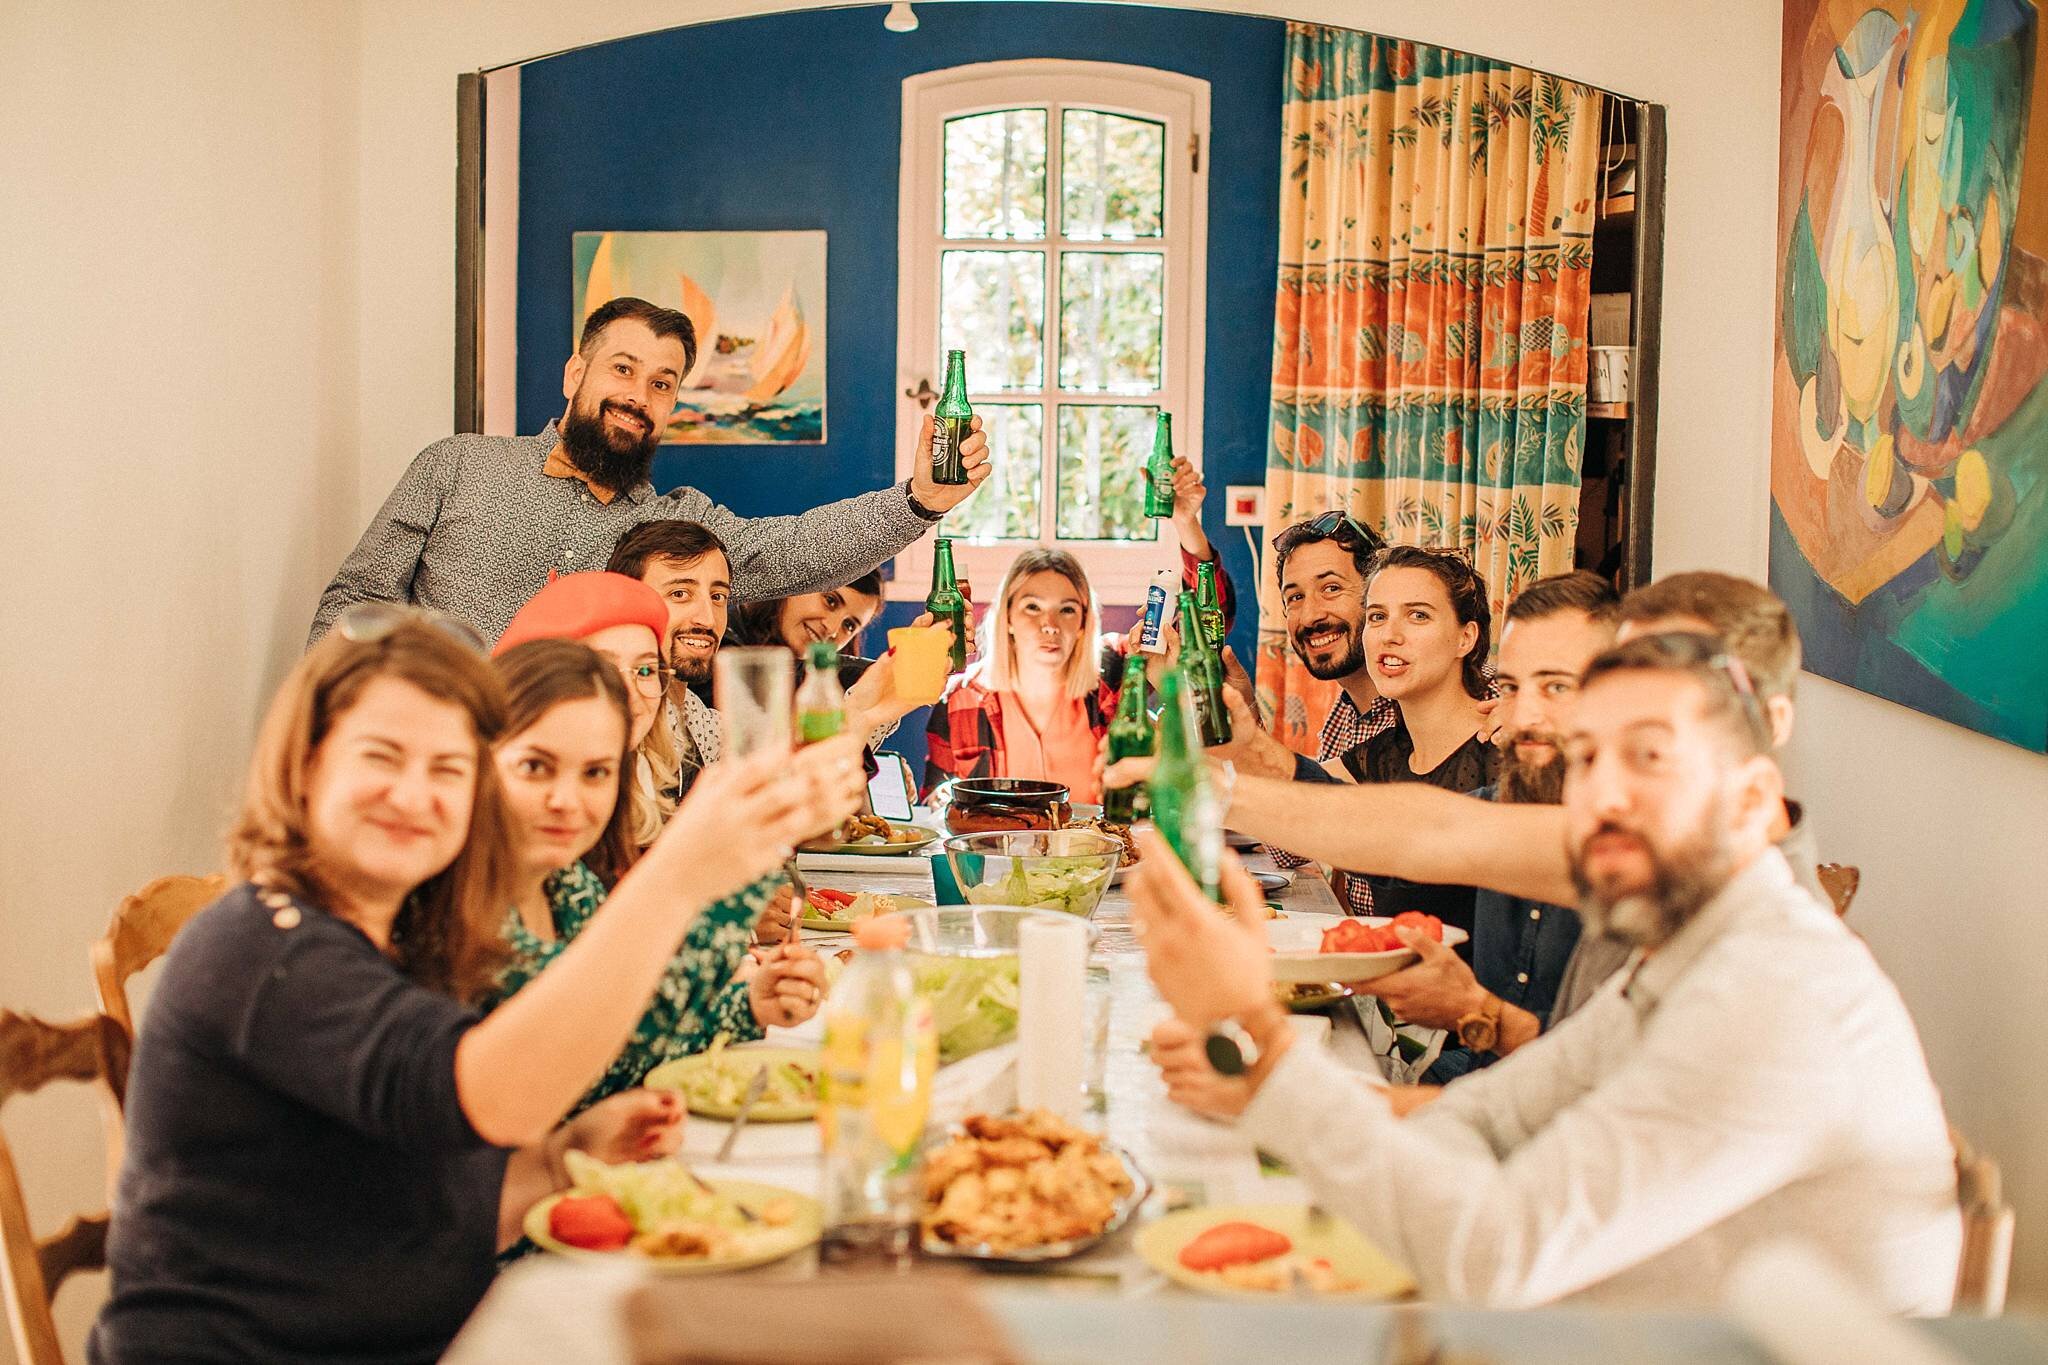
[1262,513,1396,915]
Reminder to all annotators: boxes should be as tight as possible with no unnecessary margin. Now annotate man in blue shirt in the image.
[1352,571,1619,1085]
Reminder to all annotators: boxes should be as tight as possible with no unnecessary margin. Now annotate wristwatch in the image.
[904,479,945,522]
[1455,993,1504,1053]
[1204,1018,1262,1076]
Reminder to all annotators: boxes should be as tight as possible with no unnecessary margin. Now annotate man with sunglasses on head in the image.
[309,296,990,648]
[1247,511,1394,913]
[1134,632,1958,1311]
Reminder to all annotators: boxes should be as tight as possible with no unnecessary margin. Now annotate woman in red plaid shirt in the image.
[923,546,1234,803]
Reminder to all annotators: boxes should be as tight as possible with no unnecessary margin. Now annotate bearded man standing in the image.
[309,297,988,646]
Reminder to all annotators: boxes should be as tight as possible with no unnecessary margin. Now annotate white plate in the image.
[1266,916,1470,984]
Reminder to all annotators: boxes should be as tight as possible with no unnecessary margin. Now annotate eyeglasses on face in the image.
[619,661,673,699]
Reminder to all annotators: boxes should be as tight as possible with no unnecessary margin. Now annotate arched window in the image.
[893,60,1210,602]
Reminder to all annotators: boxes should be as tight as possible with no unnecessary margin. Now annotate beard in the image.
[1498,732,1567,805]
[559,392,661,494]
[1292,621,1366,681]
[1568,794,1738,950]
[668,631,718,686]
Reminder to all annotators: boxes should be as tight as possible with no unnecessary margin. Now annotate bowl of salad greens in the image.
[939,830,1123,921]
[880,905,1103,1066]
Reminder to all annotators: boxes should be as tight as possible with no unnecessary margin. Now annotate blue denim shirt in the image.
[1426,786,1583,1083]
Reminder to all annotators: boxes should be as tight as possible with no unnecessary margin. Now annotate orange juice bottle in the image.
[818,915,935,1264]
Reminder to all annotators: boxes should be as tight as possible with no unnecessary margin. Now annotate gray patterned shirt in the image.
[309,422,932,646]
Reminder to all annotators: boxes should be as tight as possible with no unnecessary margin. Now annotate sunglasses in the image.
[1708,649,1775,751]
[1273,509,1387,557]
[334,602,488,654]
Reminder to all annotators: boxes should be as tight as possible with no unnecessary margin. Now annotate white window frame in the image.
[891,60,1210,606]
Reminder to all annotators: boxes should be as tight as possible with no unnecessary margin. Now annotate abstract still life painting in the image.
[573,230,825,444]
[1770,0,2048,751]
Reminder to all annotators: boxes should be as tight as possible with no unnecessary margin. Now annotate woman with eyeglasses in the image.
[1333,544,1499,943]
[487,638,827,1115]
[92,613,864,1364]
[494,572,680,881]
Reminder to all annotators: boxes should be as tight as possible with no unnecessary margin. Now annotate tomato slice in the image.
[1389,911,1445,942]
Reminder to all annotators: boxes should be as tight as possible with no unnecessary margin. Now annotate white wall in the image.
[0,3,2037,1357]
[0,3,361,1359]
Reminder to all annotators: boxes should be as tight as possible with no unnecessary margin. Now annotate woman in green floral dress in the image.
[487,635,828,1114]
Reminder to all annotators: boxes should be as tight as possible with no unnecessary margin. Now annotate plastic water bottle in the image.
[819,914,936,1264]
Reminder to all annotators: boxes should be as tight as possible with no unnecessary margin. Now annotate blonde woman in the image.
[921,548,1123,804]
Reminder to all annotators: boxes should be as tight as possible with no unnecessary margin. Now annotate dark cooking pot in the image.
[937,777,1072,835]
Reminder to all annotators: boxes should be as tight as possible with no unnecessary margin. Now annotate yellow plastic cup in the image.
[889,625,952,705]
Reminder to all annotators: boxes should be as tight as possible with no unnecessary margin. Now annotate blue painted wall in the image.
[518,1,1285,771]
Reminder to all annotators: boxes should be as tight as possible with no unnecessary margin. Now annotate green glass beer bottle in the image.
[798,641,847,743]
[927,538,970,674]
[1194,561,1226,655]
[1143,412,1176,518]
[930,350,973,486]
[1174,591,1232,748]
[1101,661,1154,825]
[1146,667,1222,902]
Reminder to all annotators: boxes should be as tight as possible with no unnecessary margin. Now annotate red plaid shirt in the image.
[922,671,1119,796]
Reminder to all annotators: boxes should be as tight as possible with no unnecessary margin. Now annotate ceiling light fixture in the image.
[884,2,919,32]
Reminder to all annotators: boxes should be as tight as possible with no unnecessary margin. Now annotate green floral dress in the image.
[490,861,772,1114]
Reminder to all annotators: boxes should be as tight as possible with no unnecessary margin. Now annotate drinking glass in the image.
[715,647,794,758]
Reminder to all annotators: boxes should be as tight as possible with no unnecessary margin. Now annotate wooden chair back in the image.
[1815,862,1860,918]
[1952,1127,2015,1315]
[0,1011,128,1365]
[90,874,227,1041]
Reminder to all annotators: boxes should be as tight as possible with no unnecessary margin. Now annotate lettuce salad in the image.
[961,855,1113,918]
[910,956,1021,1065]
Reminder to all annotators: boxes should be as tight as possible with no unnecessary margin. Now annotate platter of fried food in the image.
[919,1109,1149,1262]
[1075,816,1141,881]
[526,1152,820,1273]
[1134,1204,1415,1300]
[800,813,938,855]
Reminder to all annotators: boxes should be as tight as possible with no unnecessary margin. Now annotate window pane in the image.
[942,251,1045,392]
[1060,110,1165,241]
[944,110,1047,240]
[1056,405,1161,541]
[942,403,1043,542]
[1058,252,1163,393]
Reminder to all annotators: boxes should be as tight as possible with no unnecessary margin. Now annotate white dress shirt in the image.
[1240,848,1960,1311]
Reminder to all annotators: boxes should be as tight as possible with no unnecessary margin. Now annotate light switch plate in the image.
[1224,485,1265,527]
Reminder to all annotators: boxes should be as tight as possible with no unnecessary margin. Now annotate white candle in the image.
[1017,917,1088,1121]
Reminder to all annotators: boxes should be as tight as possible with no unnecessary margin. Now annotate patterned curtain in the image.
[1255,25,1603,752]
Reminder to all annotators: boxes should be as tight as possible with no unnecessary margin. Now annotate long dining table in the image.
[442,837,2048,1363]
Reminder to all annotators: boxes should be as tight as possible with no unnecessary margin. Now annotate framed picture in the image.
[1769,0,2048,751]
[573,229,826,444]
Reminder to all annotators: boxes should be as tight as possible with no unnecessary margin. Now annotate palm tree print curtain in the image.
[1255,25,1603,752]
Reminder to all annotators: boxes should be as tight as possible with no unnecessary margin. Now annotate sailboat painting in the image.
[572,230,826,444]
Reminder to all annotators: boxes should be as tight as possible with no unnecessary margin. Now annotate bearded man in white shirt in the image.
[1133,630,1959,1312]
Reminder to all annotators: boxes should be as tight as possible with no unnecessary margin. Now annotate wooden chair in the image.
[1952,1127,2015,1315]
[0,1011,128,1365]
[1815,862,1860,918]
[90,874,227,1042]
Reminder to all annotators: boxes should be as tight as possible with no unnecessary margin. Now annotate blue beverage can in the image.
[1138,569,1177,654]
